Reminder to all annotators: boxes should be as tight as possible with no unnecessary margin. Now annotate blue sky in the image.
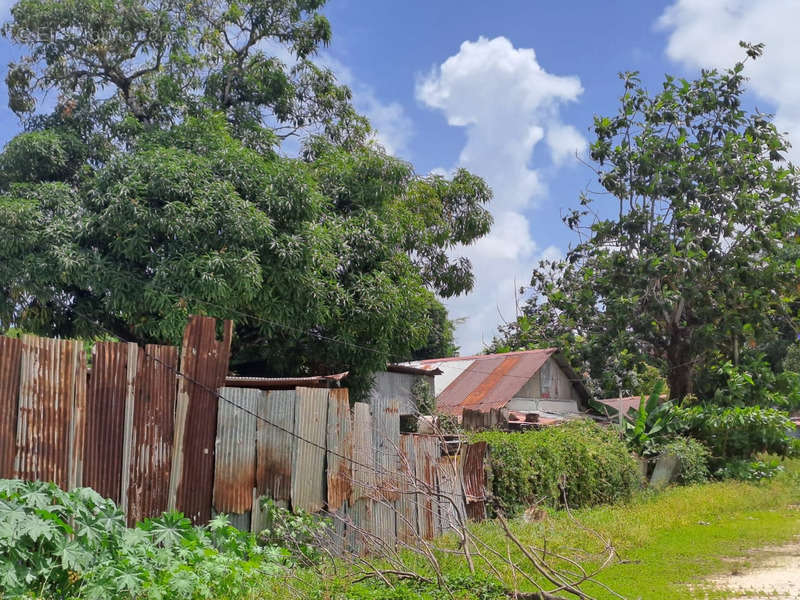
[1,0,798,354]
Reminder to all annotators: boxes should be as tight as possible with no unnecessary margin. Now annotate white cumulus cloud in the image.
[416,36,585,353]
[659,0,800,160]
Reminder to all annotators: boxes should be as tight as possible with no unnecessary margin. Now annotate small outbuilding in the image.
[406,348,589,419]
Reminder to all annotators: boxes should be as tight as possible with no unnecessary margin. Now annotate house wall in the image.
[369,371,435,416]
[505,357,580,414]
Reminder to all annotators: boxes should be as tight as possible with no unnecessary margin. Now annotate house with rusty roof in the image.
[406,348,589,419]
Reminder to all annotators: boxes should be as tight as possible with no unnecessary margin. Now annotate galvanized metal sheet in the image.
[413,435,439,540]
[371,386,400,505]
[0,337,22,478]
[437,455,464,532]
[15,336,84,489]
[326,388,352,513]
[170,316,233,524]
[349,496,374,556]
[127,344,178,525]
[255,389,296,503]
[213,387,258,514]
[84,342,137,503]
[291,387,328,513]
[350,402,374,502]
[396,435,419,544]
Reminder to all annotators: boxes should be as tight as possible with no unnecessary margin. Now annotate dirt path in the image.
[707,541,800,599]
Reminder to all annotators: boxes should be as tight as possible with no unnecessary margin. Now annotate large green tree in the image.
[496,45,800,400]
[0,0,489,396]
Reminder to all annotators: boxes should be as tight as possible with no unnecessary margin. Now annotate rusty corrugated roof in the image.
[435,349,557,416]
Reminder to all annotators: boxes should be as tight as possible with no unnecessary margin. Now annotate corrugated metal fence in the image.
[0,316,232,525]
[214,386,487,553]
[0,321,487,552]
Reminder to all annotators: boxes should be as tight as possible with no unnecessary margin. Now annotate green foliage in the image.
[471,420,642,517]
[495,49,800,401]
[257,498,330,566]
[0,479,288,599]
[618,381,680,456]
[695,353,800,410]
[713,457,785,481]
[783,341,800,374]
[0,0,493,401]
[657,437,711,485]
[671,405,794,464]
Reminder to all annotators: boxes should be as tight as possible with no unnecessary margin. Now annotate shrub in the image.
[0,479,287,599]
[471,420,643,517]
[657,437,711,485]
[258,498,331,565]
[671,405,793,462]
[713,457,785,481]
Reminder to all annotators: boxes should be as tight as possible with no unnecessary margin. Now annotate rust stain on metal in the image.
[0,337,22,478]
[255,389,295,503]
[291,387,328,513]
[413,435,439,540]
[127,344,178,525]
[84,342,137,503]
[171,316,232,524]
[436,349,556,416]
[213,387,258,514]
[461,442,487,502]
[15,336,84,489]
[326,388,352,513]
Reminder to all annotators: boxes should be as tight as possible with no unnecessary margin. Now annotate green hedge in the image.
[471,420,643,517]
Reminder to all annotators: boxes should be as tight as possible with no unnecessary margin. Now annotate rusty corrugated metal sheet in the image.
[436,349,556,416]
[397,434,419,543]
[255,389,296,505]
[326,388,352,513]
[69,350,87,491]
[291,387,328,513]
[226,373,347,389]
[170,316,232,524]
[0,337,22,478]
[461,442,487,503]
[127,344,178,525]
[213,387,258,514]
[84,342,137,503]
[413,435,439,540]
[15,336,84,489]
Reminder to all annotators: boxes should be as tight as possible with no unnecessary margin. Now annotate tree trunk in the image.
[666,334,693,400]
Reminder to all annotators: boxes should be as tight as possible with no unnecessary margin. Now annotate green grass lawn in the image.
[463,459,800,599]
[265,460,800,599]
